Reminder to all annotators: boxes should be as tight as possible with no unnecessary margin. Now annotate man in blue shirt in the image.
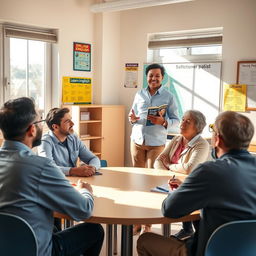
[38,107,100,176]
[129,63,179,169]
[0,97,104,256]
[137,111,256,256]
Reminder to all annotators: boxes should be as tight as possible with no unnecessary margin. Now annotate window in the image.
[1,24,57,116]
[146,29,223,137]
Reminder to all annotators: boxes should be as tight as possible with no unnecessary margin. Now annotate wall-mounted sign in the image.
[62,76,92,104]
[73,42,91,71]
[124,63,138,88]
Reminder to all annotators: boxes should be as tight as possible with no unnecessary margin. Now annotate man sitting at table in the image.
[0,97,104,256]
[38,107,100,177]
[137,111,256,256]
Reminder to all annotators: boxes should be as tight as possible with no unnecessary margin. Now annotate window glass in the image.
[9,38,46,112]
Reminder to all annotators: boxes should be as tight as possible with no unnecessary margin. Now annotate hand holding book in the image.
[146,104,167,126]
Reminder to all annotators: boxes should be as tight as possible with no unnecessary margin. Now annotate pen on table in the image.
[156,186,169,193]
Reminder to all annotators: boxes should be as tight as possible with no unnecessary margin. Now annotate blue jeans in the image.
[52,223,104,256]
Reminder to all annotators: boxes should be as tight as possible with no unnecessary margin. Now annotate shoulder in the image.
[21,151,60,171]
[195,136,210,147]
[42,133,54,143]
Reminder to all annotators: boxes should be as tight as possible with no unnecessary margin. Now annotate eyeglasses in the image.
[209,124,216,133]
[33,119,46,125]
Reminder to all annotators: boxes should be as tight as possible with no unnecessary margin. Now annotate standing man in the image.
[38,107,100,177]
[0,97,104,256]
[137,111,256,256]
[129,63,179,169]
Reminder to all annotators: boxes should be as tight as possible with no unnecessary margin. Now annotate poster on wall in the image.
[124,63,138,88]
[143,62,222,135]
[237,61,256,110]
[62,76,92,104]
[223,84,246,112]
[73,42,91,71]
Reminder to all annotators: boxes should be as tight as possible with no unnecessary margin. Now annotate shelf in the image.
[80,136,102,140]
[80,120,102,124]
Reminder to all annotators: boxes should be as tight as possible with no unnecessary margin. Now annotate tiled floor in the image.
[100,223,182,256]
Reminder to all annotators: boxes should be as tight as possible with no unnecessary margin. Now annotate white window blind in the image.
[4,25,57,43]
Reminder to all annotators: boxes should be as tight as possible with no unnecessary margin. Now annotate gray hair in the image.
[184,110,206,134]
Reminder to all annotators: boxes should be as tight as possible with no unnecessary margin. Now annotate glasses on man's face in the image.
[208,124,216,133]
[33,119,46,126]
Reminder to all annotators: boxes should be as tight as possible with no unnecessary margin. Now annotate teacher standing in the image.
[129,63,179,168]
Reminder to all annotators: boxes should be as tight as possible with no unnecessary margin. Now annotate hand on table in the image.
[168,177,182,190]
[70,165,96,177]
[75,179,93,194]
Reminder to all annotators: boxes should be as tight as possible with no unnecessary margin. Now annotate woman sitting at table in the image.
[154,109,210,240]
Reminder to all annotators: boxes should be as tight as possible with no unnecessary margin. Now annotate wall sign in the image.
[73,42,91,71]
[237,61,256,110]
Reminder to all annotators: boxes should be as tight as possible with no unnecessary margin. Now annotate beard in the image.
[32,125,43,148]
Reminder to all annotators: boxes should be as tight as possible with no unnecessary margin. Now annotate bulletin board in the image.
[237,61,256,110]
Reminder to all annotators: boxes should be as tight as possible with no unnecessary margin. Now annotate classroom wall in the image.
[118,0,256,166]
[0,0,95,107]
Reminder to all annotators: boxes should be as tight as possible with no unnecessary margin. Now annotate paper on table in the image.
[150,183,170,194]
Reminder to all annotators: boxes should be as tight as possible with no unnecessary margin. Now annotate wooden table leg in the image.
[121,225,133,256]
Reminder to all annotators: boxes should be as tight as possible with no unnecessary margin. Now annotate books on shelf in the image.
[146,104,167,126]
[150,183,170,194]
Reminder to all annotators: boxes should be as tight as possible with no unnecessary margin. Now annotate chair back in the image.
[0,212,38,256]
[100,159,108,167]
[205,219,256,256]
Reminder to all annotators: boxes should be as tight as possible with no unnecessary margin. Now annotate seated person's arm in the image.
[168,140,209,175]
[69,139,101,177]
[154,139,176,170]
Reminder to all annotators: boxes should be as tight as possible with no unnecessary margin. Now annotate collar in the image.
[146,85,165,95]
[1,140,33,153]
[220,149,249,159]
[48,130,69,145]
[187,134,201,147]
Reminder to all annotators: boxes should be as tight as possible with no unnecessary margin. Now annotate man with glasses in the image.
[38,107,100,177]
[137,111,256,256]
[0,97,104,256]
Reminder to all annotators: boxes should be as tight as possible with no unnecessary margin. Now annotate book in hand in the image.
[146,104,168,126]
[150,183,171,194]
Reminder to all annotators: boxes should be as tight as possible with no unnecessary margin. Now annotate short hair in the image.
[0,97,37,140]
[184,110,206,134]
[215,111,254,150]
[145,63,165,77]
[46,107,70,131]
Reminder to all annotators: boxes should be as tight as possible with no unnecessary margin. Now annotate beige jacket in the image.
[154,135,209,174]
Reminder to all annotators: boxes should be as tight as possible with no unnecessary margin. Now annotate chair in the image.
[100,159,108,167]
[204,220,256,256]
[0,212,38,256]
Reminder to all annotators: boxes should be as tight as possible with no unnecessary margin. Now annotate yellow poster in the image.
[223,84,246,112]
[62,77,92,104]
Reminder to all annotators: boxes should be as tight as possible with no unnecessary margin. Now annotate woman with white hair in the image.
[154,110,210,239]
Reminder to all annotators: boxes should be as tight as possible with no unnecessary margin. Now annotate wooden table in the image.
[56,167,200,256]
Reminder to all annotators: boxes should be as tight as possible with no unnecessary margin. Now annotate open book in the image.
[146,104,168,126]
[150,183,171,194]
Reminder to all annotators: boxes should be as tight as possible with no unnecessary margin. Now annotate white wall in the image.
[0,0,95,106]
[119,0,256,166]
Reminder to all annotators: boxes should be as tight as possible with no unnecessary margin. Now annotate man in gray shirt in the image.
[38,107,100,176]
[0,97,104,256]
